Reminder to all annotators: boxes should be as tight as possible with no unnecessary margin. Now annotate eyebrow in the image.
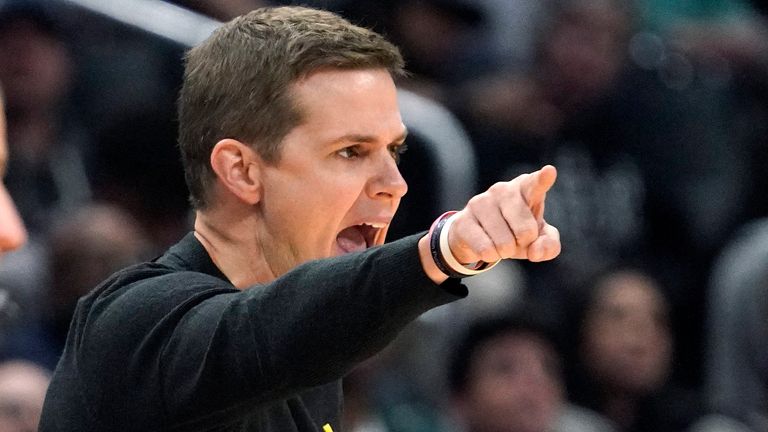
[329,127,409,146]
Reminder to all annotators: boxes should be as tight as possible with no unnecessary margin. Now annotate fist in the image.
[448,165,560,264]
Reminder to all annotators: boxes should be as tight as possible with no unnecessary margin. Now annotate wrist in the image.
[428,212,500,278]
[418,234,449,284]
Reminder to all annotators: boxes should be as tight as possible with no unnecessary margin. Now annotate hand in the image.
[448,165,560,264]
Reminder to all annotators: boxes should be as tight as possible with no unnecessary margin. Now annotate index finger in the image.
[520,165,557,208]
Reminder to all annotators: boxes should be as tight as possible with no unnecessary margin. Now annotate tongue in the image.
[336,226,367,254]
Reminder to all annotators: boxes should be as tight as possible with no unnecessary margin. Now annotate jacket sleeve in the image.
[81,234,466,427]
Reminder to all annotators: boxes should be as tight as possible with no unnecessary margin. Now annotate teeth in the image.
[362,222,387,229]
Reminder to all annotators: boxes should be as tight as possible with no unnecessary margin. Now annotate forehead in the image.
[593,274,665,314]
[477,332,552,361]
[290,68,403,133]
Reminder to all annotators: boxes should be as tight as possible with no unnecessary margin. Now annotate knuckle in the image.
[488,181,508,194]
[451,219,472,244]
[475,241,496,260]
[480,245,500,263]
[452,232,471,251]
[492,233,516,255]
[467,193,491,209]
[465,196,482,211]
[497,243,517,259]
[515,226,537,245]
[525,220,541,235]
[450,222,472,246]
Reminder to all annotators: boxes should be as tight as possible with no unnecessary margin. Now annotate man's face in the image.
[460,333,564,432]
[0,99,27,257]
[581,273,672,394]
[255,68,408,276]
[541,0,628,109]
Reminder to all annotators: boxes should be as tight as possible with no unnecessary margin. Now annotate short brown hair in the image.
[178,6,405,209]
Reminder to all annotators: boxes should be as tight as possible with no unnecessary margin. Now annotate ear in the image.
[209,138,263,205]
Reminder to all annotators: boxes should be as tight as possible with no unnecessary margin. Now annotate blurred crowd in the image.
[0,0,767,431]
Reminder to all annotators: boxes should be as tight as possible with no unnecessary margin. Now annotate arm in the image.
[81,234,465,428]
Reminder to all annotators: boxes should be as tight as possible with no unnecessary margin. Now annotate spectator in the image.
[0,203,151,370]
[0,2,91,233]
[448,311,614,432]
[44,204,152,352]
[562,268,705,432]
[0,360,50,432]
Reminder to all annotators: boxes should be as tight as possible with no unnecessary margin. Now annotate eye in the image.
[389,142,408,165]
[337,145,360,159]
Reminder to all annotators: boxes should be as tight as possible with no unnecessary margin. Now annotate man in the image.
[0,88,27,256]
[40,6,560,431]
[448,313,614,432]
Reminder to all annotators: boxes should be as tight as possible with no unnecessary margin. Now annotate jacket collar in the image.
[155,232,230,283]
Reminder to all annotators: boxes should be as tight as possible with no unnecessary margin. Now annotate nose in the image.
[0,186,27,254]
[367,150,408,200]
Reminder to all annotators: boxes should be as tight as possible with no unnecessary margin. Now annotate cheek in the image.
[295,187,365,247]
[470,373,529,409]
[466,378,560,432]
[264,168,368,248]
[308,188,364,226]
[583,325,622,367]
[304,168,363,203]
[644,331,673,375]
[319,179,369,219]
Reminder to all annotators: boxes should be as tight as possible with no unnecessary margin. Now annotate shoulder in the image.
[64,262,238,380]
[72,262,237,347]
[81,261,234,312]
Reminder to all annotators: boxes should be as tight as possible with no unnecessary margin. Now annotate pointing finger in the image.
[521,165,557,208]
[520,165,557,222]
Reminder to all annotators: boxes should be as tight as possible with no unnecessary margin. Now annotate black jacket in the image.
[40,232,466,431]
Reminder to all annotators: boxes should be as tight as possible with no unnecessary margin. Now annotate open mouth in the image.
[335,222,386,254]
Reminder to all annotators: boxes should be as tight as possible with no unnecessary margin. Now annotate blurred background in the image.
[0,0,766,431]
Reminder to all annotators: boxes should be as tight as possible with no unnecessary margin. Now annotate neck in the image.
[193,205,275,289]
